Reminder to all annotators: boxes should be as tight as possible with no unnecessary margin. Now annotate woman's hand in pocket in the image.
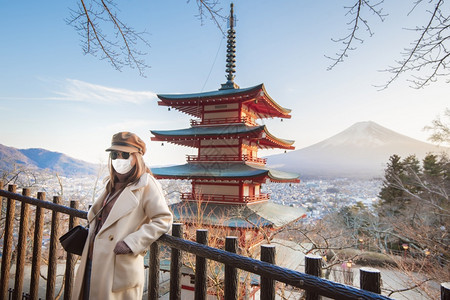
[114,240,132,255]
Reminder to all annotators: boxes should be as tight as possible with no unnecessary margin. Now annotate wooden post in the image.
[64,200,79,300]
[170,223,183,300]
[46,196,61,299]
[225,236,238,300]
[13,188,31,300]
[30,192,45,300]
[305,254,322,300]
[442,282,450,300]
[261,245,276,300]
[0,181,2,296]
[157,233,394,300]
[148,241,161,300]
[195,229,208,300]
[0,181,3,220]
[0,184,16,300]
[360,267,381,294]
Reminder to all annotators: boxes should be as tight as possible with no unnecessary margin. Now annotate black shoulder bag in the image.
[59,190,120,256]
[59,224,89,256]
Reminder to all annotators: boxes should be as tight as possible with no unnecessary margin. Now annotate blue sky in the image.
[0,0,448,166]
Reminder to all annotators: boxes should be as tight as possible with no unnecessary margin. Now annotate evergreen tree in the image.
[378,154,406,214]
[422,153,443,178]
[440,154,450,182]
[403,155,421,174]
[378,152,449,256]
[402,155,422,195]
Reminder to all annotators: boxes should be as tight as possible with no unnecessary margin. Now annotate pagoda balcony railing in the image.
[186,154,267,165]
[2,182,449,299]
[190,116,257,126]
[180,192,269,204]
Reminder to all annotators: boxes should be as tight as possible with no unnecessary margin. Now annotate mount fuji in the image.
[266,121,449,178]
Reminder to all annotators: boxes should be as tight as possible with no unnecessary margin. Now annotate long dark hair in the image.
[106,152,151,193]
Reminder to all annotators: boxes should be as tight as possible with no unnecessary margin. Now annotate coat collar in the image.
[129,172,150,191]
[88,173,150,231]
[98,188,138,234]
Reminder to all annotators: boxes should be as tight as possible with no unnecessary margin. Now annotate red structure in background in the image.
[150,3,304,234]
[150,4,305,297]
[152,83,299,204]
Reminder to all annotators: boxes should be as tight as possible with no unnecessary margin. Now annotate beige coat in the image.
[72,173,173,300]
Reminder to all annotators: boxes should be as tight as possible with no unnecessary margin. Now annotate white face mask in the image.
[112,158,134,174]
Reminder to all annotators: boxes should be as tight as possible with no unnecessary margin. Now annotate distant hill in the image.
[266,121,449,178]
[0,144,99,177]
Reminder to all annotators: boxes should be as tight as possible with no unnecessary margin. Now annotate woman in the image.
[72,132,173,300]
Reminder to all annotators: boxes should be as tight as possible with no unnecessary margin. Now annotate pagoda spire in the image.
[220,3,240,90]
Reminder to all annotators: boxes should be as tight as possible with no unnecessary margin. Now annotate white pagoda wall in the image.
[203,103,239,120]
[199,147,239,156]
[199,139,239,156]
[194,184,239,196]
[241,144,258,157]
[241,104,258,123]
[198,140,260,158]
[242,184,261,196]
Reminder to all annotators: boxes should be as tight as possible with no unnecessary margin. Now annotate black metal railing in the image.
[1,183,449,299]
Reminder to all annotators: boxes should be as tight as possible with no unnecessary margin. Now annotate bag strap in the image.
[87,188,124,228]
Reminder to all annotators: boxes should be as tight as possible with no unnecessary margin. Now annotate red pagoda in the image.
[151,4,304,233]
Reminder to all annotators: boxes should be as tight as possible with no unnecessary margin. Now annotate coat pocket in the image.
[112,254,144,292]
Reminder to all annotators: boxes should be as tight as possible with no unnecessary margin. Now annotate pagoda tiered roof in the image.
[150,124,295,150]
[157,84,292,119]
[150,3,303,222]
[170,201,306,228]
[151,162,300,183]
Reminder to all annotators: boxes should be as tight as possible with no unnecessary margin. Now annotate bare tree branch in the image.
[192,0,227,36]
[390,167,450,215]
[424,108,450,146]
[327,0,386,70]
[380,0,450,89]
[67,0,151,76]
[67,0,227,76]
[386,278,434,296]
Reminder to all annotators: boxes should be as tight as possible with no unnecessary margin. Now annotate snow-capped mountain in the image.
[266,121,449,178]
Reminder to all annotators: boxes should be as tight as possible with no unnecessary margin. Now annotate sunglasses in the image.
[110,151,131,160]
